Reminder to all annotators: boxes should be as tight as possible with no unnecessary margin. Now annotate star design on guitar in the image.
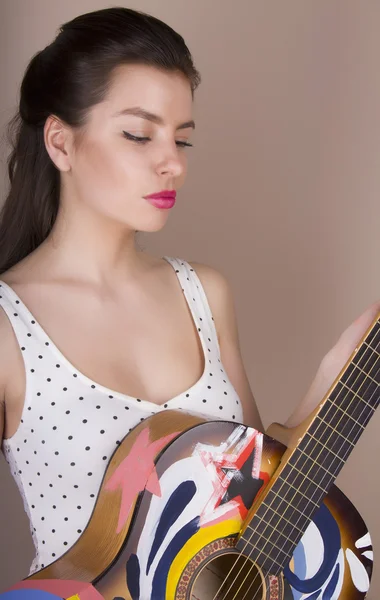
[105,427,180,533]
[194,427,264,526]
[219,444,264,510]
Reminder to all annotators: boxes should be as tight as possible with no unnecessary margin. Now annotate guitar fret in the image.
[281,464,327,499]
[353,344,380,371]
[288,462,331,492]
[246,510,303,535]
[314,414,355,446]
[362,320,380,351]
[303,431,345,463]
[339,361,380,408]
[340,378,377,407]
[363,340,380,358]
[296,445,343,485]
[335,404,368,430]
[247,546,282,571]
[264,475,323,513]
[355,365,379,386]
[280,477,320,507]
[244,513,311,566]
[320,402,363,431]
[296,447,337,479]
[262,450,339,532]
[263,487,314,522]
[244,516,300,544]
[343,338,380,366]
[352,343,380,382]
[365,321,380,352]
[311,410,363,463]
[319,393,373,434]
[242,531,292,561]
[252,502,309,538]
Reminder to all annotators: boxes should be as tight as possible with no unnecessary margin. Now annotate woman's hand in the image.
[285,300,380,428]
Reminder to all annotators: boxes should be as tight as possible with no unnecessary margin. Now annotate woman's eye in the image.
[123,131,150,144]
[122,131,193,148]
[176,141,193,148]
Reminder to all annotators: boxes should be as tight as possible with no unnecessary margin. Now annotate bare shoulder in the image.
[187,261,229,289]
[188,261,235,338]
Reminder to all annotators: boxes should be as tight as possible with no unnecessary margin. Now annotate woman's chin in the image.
[134,212,172,233]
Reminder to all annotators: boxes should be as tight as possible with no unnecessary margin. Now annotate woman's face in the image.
[63,64,195,232]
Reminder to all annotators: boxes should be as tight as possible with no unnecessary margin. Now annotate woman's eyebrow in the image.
[112,106,195,130]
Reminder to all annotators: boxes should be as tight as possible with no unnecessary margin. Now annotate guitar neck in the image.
[237,315,380,575]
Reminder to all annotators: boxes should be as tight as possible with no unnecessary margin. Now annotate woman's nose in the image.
[156,145,185,179]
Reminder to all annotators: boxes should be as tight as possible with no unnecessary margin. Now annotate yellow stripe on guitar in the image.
[166,517,242,598]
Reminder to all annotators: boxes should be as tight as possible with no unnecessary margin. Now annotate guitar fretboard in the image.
[237,318,380,575]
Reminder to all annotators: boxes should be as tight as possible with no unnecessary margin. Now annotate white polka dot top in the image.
[0,256,243,575]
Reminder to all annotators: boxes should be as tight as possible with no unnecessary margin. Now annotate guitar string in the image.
[211,319,380,600]
[235,325,380,600]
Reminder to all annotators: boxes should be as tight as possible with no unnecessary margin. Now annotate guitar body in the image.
[25,410,373,600]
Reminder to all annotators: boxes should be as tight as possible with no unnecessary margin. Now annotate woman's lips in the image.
[144,196,176,209]
[143,190,176,209]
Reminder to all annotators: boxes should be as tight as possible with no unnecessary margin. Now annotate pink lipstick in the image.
[143,190,176,209]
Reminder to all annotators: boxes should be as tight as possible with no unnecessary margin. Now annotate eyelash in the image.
[122,131,193,148]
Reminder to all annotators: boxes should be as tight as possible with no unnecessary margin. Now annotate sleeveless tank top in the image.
[0,256,244,574]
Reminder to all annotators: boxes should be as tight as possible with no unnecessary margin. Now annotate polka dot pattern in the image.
[0,257,243,575]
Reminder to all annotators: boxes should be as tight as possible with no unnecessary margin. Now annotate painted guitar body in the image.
[23,410,372,600]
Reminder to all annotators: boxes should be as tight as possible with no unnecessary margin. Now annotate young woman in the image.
[0,5,378,577]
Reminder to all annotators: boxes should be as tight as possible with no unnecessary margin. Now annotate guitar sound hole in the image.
[191,551,265,600]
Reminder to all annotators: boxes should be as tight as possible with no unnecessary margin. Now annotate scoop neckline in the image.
[0,256,208,411]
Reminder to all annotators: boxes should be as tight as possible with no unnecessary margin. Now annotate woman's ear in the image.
[43,115,72,172]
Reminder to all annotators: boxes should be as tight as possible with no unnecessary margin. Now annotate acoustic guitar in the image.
[4,313,379,599]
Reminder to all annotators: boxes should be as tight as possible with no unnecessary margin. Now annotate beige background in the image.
[0,0,379,596]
